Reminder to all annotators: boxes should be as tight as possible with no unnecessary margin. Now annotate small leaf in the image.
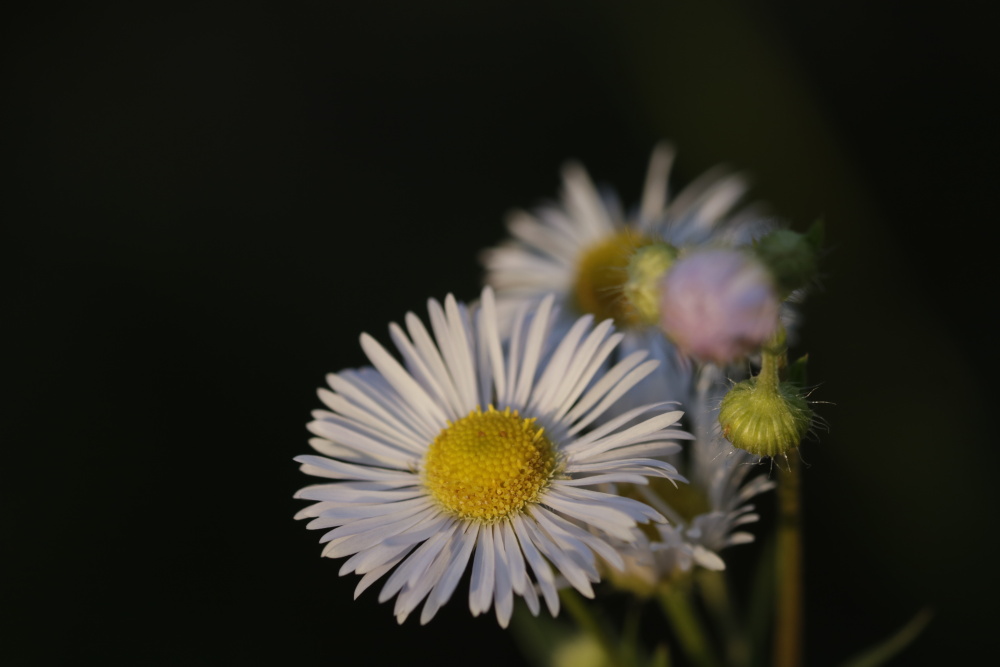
[838,607,933,667]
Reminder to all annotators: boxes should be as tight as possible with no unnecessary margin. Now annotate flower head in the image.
[294,288,691,627]
[605,366,774,592]
[657,249,780,364]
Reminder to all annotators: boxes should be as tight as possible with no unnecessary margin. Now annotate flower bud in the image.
[622,242,677,325]
[753,228,820,295]
[718,377,812,457]
[657,249,780,364]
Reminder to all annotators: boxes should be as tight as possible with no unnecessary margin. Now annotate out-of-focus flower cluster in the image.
[483,144,818,588]
[293,144,820,637]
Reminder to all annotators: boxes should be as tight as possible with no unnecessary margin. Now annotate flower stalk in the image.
[775,454,803,667]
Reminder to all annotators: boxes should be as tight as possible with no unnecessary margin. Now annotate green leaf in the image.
[838,608,933,667]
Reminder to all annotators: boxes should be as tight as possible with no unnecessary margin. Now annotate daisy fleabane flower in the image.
[294,287,692,627]
[609,365,774,592]
[481,144,774,410]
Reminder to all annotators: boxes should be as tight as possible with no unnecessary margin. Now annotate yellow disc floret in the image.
[423,406,559,523]
[573,230,656,327]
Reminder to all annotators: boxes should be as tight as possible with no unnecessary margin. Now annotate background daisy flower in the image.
[294,287,691,627]
[481,144,774,410]
[611,365,775,591]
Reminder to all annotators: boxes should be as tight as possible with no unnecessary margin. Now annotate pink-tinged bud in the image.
[658,249,780,364]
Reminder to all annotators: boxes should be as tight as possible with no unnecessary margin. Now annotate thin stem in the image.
[697,569,749,667]
[757,326,787,393]
[559,589,623,667]
[774,455,803,667]
[658,583,723,667]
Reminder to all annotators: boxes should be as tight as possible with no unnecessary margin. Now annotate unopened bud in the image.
[658,249,780,364]
[718,377,812,458]
[754,225,821,295]
[623,242,677,325]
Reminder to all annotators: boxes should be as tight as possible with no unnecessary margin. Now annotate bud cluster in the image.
[623,223,821,458]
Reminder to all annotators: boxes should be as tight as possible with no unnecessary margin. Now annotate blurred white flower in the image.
[658,249,781,364]
[481,144,772,409]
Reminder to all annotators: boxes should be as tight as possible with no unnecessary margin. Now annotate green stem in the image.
[774,455,803,667]
[559,589,623,667]
[697,569,749,667]
[757,326,787,393]
[658,583,723,667]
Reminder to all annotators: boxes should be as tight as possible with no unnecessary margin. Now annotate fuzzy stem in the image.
[757,326,787,393]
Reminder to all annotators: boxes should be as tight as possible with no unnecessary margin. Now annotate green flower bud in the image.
[622,242,677,325]
[718,377,812,458]
[753,225,821,295]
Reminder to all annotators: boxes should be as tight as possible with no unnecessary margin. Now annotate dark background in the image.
[5,1,995,664]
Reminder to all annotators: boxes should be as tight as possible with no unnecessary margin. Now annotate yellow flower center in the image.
[423,406,558,523]
[573,230,656,327]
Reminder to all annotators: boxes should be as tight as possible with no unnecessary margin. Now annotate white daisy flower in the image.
[481,144,773,409]
[294,287,692,627]
[610,365,774,590]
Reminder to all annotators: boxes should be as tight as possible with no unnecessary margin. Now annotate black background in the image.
[5,1,996,665]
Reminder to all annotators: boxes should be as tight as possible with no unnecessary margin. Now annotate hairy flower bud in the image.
[718,377,812,457]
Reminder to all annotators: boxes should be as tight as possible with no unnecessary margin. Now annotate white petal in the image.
[421,523,479,624]
[468,523,496,616]
[511,514,559,616]
[491,523,515,628]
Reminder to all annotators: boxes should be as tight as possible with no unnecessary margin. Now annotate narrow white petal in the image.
[477,287,506,403]
[390,320,464,420]
[549,484,665,523]
[294,455,417,484]
[563,403,671,453]
[511,514,559,616]
[561,350,649,429]
[360,333,446,432]
[567,410,686,460]
[306,420,416,469]
[379,520,458,605]
[469,524,496,616]
[319,509,441,558]
[639,142,675,224]
[294,484,421,504]
[421,523,479,624]
[354,556,408,599]
[317,388,426,453]
[340,539,415,576]
[564,360,661,434]
[491,523,515,629]
[519,513,594,598]
[512,294,554,407]
[324,373,430,449]
[530,314,595,411]
[309,497,431,523]
[531,505,625,571]
[582,441,682,463]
